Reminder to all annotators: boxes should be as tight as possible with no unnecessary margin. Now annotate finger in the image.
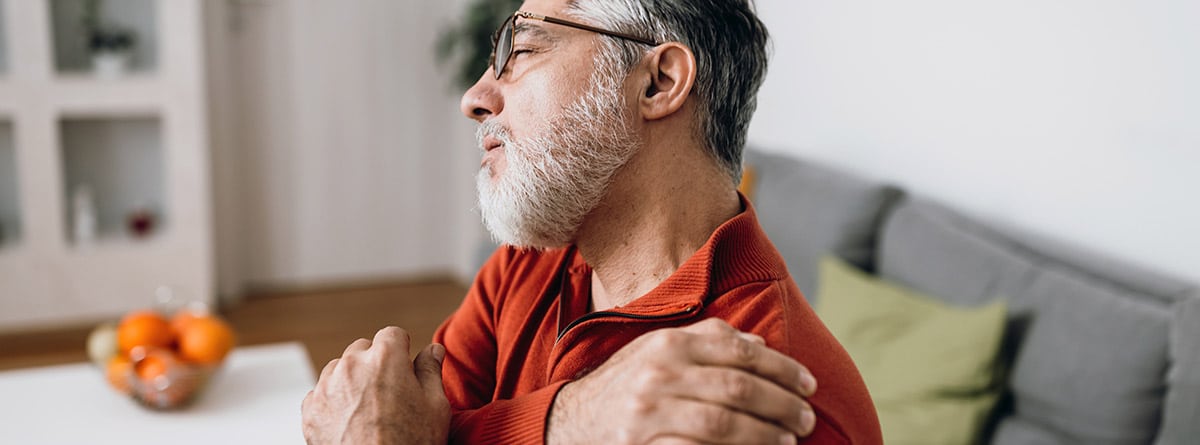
[319,358,339,382]
[737,332,766,345]
[413,344,447,401]
[687,334,816,397]
[671,366,815,437]
[343,338,372,357]
[370,326,413,363]
[648,436,705,445]
[660,398,795,445]
[684,318,737,336]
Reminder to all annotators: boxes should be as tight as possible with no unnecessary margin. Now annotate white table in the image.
[0,342,316,444]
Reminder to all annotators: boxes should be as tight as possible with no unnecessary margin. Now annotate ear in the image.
[638,42,697,121]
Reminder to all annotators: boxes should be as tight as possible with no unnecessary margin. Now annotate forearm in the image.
[545,380,590,445]
[447,381,570,445]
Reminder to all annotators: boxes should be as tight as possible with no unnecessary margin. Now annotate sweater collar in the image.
[568,192,788,315]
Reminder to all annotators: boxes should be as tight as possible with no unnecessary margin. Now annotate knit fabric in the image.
[435,196,882,444]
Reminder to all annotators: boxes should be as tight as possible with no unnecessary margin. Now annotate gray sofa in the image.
[744,149,1199,445]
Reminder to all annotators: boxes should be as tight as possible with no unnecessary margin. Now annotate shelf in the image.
[0,0,209,331]
[51,73,165,114]
[0,75,166,116]
[0,120,18,249]
[50,0,158,75]
[59,115,166,245]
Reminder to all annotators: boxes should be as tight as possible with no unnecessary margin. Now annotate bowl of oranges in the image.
[87,299,237,410]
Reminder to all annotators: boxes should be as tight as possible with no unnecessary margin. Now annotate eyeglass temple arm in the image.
[517,11,660,47]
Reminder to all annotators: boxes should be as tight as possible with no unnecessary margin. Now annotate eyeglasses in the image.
[490,11,660,80]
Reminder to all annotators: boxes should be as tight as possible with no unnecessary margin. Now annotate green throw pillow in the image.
[815,256,1007,445]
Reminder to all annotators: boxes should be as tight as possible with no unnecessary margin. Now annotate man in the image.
[302,0,881,443]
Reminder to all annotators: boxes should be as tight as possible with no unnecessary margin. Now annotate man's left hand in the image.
[301,326,450,445]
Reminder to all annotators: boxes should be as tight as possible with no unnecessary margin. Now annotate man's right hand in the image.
[547,318,818,444]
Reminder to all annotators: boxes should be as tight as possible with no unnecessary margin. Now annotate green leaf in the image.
[435,0,525,90]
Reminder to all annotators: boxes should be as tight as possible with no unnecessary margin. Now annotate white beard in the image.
[475,69,640,249]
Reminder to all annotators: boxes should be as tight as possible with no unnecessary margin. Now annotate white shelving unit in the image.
[0,120,18,248]
[0,0,212,331]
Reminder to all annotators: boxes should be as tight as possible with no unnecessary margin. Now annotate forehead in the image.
[512,0,574,42]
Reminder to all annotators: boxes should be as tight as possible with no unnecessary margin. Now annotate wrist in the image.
[546,381,583,445]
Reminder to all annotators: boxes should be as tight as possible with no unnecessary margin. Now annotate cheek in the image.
[506,64,592,132]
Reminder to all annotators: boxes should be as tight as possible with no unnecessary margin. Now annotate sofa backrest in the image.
[742,149,903,302]
[875,197,1198,444]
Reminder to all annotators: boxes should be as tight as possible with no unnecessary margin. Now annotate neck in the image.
[575,143,741,312]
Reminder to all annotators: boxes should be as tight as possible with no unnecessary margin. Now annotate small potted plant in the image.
[82,0,137,78]
[436,0,523,90]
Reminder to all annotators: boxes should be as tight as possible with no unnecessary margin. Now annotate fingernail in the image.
[800,372,817,394]
[780,433,796,445]
[800,408,816,434]
[432,344,446,362]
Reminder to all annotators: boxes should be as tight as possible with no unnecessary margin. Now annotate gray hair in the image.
[566,0,770,184]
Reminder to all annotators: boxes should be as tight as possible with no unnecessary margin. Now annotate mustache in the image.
[475,120,513,151]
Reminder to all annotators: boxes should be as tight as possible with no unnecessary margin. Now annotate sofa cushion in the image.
[1005,266,1169,444]
[878,198,1177,444]
[877,198,1039,309]
[1157,293,1200,445]
[816,256,1006,445]
[743,149,902,302]
[991,417,1063,445]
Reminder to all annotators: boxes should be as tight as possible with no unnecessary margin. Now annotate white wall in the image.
[748,0,1200,283]
[0,1,7,74]
[207,1,483,299]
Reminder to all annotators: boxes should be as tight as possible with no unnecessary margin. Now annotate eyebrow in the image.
[513,22,559,43]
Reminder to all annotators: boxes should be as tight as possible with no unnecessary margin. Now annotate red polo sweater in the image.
[434,198,881,444]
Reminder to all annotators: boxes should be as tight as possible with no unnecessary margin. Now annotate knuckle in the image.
[625,395,655,416]
[697,318,730,332]
[700,406,735,438]
[374,326,411,350]
[612,429,638,445]
[732,337,757,363]
[636,363,671,390]
[723,373,754,404]
[381,325,409,338]
[648,329,686,350]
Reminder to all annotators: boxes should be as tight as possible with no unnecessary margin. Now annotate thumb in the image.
[414,343,446,399]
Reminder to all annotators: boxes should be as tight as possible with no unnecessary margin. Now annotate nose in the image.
[460,68,503,122]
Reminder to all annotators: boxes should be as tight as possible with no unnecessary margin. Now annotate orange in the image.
[135,353,170,383]
[177,316,236,365]
[105,355,133,394]
[169,309,202,340]
[117,310,173,355]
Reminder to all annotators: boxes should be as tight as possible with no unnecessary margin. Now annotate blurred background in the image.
[0,0,1197,442]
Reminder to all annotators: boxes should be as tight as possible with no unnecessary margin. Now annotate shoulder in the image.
[707,278,883,444]
[705,276,807,346]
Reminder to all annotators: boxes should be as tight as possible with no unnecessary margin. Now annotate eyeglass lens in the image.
[494,16,515,79]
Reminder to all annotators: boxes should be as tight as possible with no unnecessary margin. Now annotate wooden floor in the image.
[0,278,468,373]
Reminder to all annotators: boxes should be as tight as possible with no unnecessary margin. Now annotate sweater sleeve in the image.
[716,280,881,445]
[433,247,567,444]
